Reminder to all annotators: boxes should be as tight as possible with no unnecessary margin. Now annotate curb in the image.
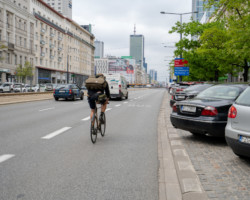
[158,91,208,200]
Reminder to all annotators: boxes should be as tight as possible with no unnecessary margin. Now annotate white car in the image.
[13,84,25,92]
[32,84,46,92]
[0,82,15,93]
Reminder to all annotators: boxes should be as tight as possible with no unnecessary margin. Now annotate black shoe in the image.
[99,113,104,123]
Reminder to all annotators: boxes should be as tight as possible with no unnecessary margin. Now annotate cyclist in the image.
[87,73,110,123]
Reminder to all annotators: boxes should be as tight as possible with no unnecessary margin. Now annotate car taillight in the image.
[228,105,237,118]
[172,103,177,112]
[171,95,174,100]
[53,89,55,94]
[69,89,72,94]
[176,88,183,92]
[201,106,218,116]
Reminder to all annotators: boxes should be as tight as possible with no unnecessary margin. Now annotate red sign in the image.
[174,59,188,67]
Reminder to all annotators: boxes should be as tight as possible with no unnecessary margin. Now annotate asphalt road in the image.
[0,89,165,200]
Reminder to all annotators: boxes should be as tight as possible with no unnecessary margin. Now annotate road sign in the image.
[174,58,188,67]
[174,67,189,76]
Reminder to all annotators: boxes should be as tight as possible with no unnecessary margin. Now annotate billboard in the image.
[108,58,135,84]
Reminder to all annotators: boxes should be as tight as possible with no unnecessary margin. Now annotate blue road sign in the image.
[174,67,189,76]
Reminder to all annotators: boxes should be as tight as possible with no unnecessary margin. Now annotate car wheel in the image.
[0,89,3,93]
[125,93,128,99]
[54,97,59,101]
[80,94,84,100]
[10,89,14,93]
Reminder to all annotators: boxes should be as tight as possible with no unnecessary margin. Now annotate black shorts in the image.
[88,93,99,109]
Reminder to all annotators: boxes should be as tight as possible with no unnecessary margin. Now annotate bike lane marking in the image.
[106,108,112,112]
[0,154,15,164]
[82,116,90,121]
[41,127,72,139]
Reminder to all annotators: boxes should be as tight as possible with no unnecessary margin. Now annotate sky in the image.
[73,0,194,82]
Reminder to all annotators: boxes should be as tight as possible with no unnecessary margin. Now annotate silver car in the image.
[225,86,250,158]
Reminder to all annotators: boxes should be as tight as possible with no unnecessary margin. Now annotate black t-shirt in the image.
[87,81,110,99]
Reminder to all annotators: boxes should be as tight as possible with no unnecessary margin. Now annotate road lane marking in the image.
[82,116,90,121]
[123,102,128,104]
[115,104,121,107]
[0,154,15,164]
[106,108,112,112]
[42,127,72,139]
[73,102,83,105]
[39,107,55,112]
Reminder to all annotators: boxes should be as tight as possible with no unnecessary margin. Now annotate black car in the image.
[170,84,213,107]
[53,84,84,101]
[170,84,248,137]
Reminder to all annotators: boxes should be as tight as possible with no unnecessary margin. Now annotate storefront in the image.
[38,68,52,84]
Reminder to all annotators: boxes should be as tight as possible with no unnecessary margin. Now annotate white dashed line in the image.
[0,154,15,164]
[42,127,72,139]
[73,102,83,105]
[39,107,55,112]
[123,102,128,104]
[82,116,90,121]
[115,104,121,107]
[106,108,112,112]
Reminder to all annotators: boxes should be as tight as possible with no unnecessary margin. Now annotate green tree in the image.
[15,61,34,84]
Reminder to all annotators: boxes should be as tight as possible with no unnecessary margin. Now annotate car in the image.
[0,82,15,93]
[13,83,25,92]
[170,84,213,107]
[53,84,84,101]
[45,83,53,91]
[170,84,248,137]
[32,84,46,92]
[225,86,250,158]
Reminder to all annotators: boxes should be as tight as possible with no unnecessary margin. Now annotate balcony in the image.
[50,55,54,60]
[40,40,45,45]
[8,42,14,50]
[41,28,46,34]
[58,36,62,41]
[50,33,55,38]
[58,57,62,62]
[50,44,55,49]
[40,52,45,57]
[58,47,62,51]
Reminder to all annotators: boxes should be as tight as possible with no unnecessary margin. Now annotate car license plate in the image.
[59,90,65,93]
[176,96,185,100]
[181,105,196,112]
[239,135,250,144]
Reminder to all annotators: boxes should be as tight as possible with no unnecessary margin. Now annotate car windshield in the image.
[56,84,70,89]
[14,85,21,88]
[196,86,240,100]
[235,87,250,106]
[185,84,207,91]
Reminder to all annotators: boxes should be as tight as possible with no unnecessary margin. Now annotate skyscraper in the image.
[94,41,104,58]
[192,0,216,23]
[43,0,72,19]
[129,34,145,70]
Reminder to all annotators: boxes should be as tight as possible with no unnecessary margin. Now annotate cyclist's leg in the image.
[101,99,108,113]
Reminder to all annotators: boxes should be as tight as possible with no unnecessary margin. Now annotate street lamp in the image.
[160,11,198,81]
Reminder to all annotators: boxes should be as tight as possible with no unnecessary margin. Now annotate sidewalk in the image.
[158,92,208,200]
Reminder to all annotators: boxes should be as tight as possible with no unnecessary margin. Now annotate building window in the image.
[24,38,26,48]
[15,55,17,65]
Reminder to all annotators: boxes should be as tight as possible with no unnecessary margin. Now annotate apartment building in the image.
[30,0,94,84]
[0,0,35,83]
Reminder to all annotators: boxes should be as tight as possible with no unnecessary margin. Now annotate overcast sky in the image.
[73,0,193,82]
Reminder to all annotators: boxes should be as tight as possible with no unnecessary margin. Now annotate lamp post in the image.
[160,11,198,82]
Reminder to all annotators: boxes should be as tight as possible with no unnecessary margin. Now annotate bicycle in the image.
[90,100,106,144]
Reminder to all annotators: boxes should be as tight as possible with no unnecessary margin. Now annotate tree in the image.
[15,61,34,84]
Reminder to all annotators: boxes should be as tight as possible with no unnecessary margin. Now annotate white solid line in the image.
[124,102,128,104]
[115,104,121,107]
[106,108,112,112]
[0,154,15,164]
[39,107,55,112]
[42,127,71,139]
[82,116,90,121]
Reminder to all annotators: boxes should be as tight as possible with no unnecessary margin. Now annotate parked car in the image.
[45,83,53,91]
[225,86,250,158]
[0,82,15,93]
[170,84,248,137]
[53,84,84,101]
[31,84,46,92]
[13,83,25,92]
[170,84,213,107]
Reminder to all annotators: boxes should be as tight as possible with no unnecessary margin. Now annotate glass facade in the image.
[192,0,216,23]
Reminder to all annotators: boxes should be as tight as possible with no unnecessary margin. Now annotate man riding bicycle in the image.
[87,73,110,123]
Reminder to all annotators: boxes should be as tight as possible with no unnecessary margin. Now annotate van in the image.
[103,73,128,100]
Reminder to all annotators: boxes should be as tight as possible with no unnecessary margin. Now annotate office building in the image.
[149,69,157,81]
[192,0,216,23]
[129,34,144,70]
[94,40,104,58]
[43,0,72,19]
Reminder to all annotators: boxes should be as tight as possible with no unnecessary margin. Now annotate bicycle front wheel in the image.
[90,115,98,143]
[100,113,106,137]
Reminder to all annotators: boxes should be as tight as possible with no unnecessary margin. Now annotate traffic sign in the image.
[174,67,189,76]
[174,58,188,67]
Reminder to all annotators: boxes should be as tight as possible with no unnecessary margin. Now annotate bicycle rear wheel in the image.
[90,115,98,143]
[100,113,106,137]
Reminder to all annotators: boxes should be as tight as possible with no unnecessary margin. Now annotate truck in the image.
[103,73,128,100]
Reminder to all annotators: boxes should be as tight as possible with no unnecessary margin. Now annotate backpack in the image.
[85,75,107,90]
